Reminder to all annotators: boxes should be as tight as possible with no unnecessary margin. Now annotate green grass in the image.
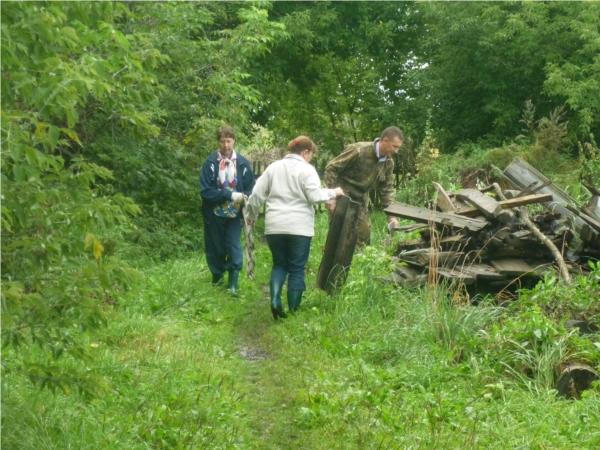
[3,211,600,449]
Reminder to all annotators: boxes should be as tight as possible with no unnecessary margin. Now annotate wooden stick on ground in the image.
[518,206,571,285]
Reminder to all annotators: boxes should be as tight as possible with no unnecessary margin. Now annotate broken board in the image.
[384,202,490,232]
[490,258,554,276]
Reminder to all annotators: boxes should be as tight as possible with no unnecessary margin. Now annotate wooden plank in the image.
[397,239,429,251]
[384,202,490,232]
[455,189,502,218]
[439,234,471,252]
[379,273,428,288]
[583,205,600,221]
[435,268,476,285]
[503,157,589,234]
[489,258,554,276]
[393,264,421,280]
[316,196,360,293]
[565,204,600,232]
[455,194,554,218]
[393,223,430,234]
[399,248,473,268]
[517,180,552,197]
[432,182,456,213]
[510,230,532,239]
[461,263,506,280]
[490,258,535,276]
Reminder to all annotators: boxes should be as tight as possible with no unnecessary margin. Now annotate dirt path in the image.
[233,287,305,449]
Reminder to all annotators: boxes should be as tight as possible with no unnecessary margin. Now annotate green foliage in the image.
[579,138,600,188]
[1,1,162,394]
[250,1,427,154]
[82,1,288,259]
[486,307,570,392]
[543,3,600,137]
[2,257,255,448]
[421,2,600,149]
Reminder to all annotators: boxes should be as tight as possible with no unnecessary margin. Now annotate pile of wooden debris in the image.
[382,157,600,293]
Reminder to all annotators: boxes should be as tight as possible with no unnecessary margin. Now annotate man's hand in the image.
[387,216,399,228]
[231,192,244,204]
[325,199,337,212]
[246,219,255,227]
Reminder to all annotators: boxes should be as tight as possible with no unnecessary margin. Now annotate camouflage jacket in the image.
[324,139,395,208]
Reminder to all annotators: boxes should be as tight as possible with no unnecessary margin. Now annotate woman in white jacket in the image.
[246,136,344,319]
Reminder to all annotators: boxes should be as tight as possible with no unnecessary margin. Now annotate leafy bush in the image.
[1,1,164,394]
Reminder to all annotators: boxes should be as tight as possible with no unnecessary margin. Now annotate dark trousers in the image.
[266,234,312,291]
[203,214,243,276]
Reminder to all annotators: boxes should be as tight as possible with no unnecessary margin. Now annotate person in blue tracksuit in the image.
[200,125,255,297]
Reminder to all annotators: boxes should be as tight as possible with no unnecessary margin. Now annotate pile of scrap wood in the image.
[382,157,600,292]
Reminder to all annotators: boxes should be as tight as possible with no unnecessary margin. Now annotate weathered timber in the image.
[384,202,490,232]
[524,180,553,196]
[397,234,470,253]
[438,234,471,250]
[455,189,503,218]
[481,247,551,260]
[518,206,571,285]
[503,157,590,235]
[433,182,457,213]
[583,206,600,222]
[379,272,428,288]
[489,258,554,276]
[398,248,477,267]
[316,196,360,294]
[393,264,421,279]
[510,230,532,239]
[565,204,600,232]
[435,268,476,285]
[515,180,539,198]
[395,223,430,233]
[517,180,552,198]
[397,239,429,251]
[461,263,506,280]
[455,194,554,218]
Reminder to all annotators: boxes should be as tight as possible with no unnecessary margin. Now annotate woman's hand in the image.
[325,199,336,212]
[333,187,344,197]
[246,219,256,227]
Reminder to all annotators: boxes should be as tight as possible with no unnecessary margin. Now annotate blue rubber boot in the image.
[212,273,224,287]
[270,279,287,320]
[287,290,303,313]
[228,270,240,298]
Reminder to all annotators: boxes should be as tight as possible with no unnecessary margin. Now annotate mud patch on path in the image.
[238,344,269,362]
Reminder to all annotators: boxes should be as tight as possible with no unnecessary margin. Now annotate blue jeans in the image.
[203,214,243,276]
[266,234,312,291]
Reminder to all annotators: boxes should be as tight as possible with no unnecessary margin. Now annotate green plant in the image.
[1,1,163,394]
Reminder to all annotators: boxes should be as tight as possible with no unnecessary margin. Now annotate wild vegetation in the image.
[2,2,599,448]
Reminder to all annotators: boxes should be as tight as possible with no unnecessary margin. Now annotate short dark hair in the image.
[381,126,404,142]
[217,125,235,140]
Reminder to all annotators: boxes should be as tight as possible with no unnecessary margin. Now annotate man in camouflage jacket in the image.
[324,127,404,246]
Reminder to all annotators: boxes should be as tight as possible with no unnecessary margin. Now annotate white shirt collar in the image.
[285,153,307,162]
[375,141,387,162]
